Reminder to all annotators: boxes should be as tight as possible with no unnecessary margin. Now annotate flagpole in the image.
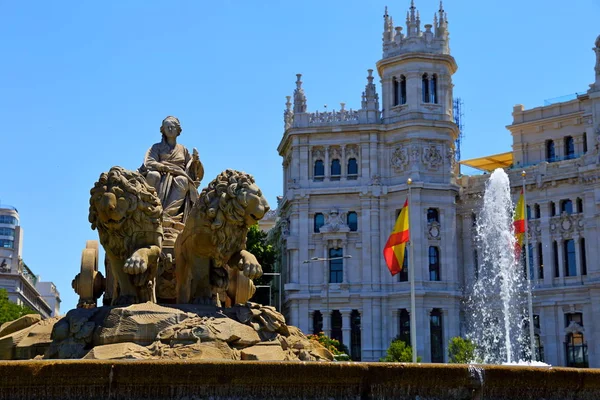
[522,171,536,361]
[407,177,417,363]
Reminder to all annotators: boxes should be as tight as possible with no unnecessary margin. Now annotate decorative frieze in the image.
[319,208,350,233]
[422,143,443,170]
[427,221,441,240]
[549,212,584,239]
[391,146,409,171]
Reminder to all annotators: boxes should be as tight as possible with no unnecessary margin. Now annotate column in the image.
[341,145,347,180]
[442,309,449,363]
[361,197,373,287]
[574,235,582,277]
[557,239,565,278]
[341,309,352,349]
[531,241,539,281]
[308,147,313,181]
[371,197,382,291]
[538,199,552,283]
[369,133,378,181]
[290,302,300,328]
[342,241,348,283]
[589,289,600,368]
[324,145,330,180]
[298,300,309,334]
[323,309,331,337]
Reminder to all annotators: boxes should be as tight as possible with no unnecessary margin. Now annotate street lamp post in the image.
[261,272,282,311]
[303,255,352,335]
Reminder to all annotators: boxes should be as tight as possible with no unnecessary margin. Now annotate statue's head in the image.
[160,116,182,140]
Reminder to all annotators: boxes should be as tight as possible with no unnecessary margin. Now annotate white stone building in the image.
[0,205,59,318]
[275,1,600,367]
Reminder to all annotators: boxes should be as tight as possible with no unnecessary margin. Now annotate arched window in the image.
[347,212,358,232]
[427,208,439,223]
[561,199,573,215]
[430,74,438,104]
[329,248,343,283]
[314,160,324,181]
[430,309,444,362]
[399,247,408,282]
[564,239,576,277]
[400,75,407,105]
[546,140,555,162]
[331,159,341,180]
[312,311,323,335]
[331,310,343,344]
[398,309,411,345]
[347,158,358,179]
[429,246,440,281]
[534,204,541,219]
[565,313,588,367]
[576,198,583,213]
[314,213,324,233]
[350,310,361,361]
[422,73,430,103]
[564,136,575,159]
[393,77,399,106]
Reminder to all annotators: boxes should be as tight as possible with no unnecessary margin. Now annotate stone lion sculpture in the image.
[175,169,270,305]
[89,166,163,305]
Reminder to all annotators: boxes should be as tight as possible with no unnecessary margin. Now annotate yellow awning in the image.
[459,152,513,172]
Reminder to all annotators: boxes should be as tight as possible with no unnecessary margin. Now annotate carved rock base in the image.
[0,303,333,362]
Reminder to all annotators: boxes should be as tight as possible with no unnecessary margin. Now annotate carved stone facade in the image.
[277,2,600,367]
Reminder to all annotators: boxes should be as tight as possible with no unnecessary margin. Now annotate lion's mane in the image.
[191,169,256,266]
[89,166,163,259]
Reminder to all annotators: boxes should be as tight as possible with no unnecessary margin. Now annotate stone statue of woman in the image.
[139,116,204,241]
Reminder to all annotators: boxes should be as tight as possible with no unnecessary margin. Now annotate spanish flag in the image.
[514,189,526,256]
[384,198,410,276]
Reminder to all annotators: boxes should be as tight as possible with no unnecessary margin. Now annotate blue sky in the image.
[1,0,598,311]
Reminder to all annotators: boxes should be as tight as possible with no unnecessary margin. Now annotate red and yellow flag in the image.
[384,198,410,276]
[514,189,526,256]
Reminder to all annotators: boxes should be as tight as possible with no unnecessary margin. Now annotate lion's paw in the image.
[238,250,263,280]
[124,251,149,275]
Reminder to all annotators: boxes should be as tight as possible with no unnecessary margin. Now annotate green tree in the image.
[447,336,476,364]
[245,224,278,304]
[380,337,421,362]
[307,332,351,361]
[0,288,37,325]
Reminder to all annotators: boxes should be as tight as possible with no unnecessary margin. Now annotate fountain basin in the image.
[0,360,599,399]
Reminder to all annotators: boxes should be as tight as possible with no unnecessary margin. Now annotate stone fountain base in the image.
[0,302,333,362]
[0,361,599,400]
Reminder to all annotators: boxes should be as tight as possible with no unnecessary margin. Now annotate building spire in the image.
[293,74,307,114]
[383,5,394,43]
[594,35,600,87]
[359,69,380,123]
[406,0,420,37]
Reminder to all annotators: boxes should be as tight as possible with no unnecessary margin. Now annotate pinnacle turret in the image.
[293,74,307,114]
[382,1,451,58]
[361,69,380,111]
